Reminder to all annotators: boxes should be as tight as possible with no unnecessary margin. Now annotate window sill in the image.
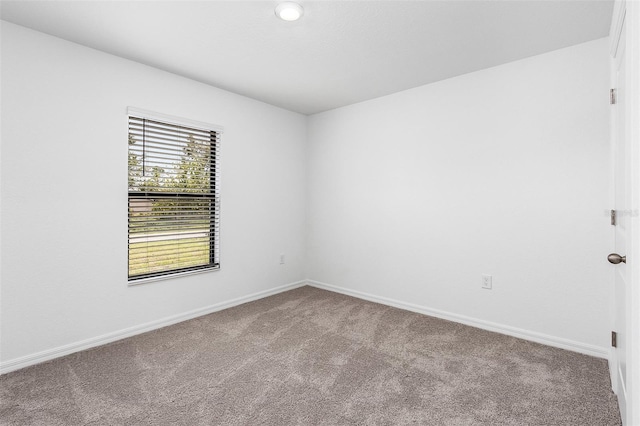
[128,265,220,286]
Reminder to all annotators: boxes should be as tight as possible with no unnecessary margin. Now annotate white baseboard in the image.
[3,279,609,375]
[307,280,610,360]
[0,280,307,375]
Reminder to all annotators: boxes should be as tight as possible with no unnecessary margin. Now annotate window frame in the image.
[127,107,222,285]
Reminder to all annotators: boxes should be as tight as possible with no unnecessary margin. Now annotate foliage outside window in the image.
[128,113,220,282]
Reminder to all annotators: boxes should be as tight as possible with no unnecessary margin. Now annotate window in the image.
[127,108,221,283]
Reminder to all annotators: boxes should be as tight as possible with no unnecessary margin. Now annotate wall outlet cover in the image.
[482,274,492,290]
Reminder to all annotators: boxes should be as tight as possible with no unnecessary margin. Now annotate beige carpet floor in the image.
[0,286,621,425]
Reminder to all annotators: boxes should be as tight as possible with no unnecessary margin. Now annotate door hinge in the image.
[610,88,617,105]
[611,209,617,226]
[612,331,617,348]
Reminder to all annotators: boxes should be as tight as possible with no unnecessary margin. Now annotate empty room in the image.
[1,0,639,425]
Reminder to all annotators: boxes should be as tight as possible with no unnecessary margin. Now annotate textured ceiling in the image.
[0,1,613,115]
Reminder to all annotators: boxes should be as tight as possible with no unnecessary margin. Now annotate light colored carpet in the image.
[0,286,621,425]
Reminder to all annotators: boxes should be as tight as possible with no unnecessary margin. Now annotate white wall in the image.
[0,22,307,364]
[306,38,612,353]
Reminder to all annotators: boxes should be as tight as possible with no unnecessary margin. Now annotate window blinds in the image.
[128,114,220,281]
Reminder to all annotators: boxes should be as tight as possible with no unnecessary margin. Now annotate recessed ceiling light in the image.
[275,2,304,21]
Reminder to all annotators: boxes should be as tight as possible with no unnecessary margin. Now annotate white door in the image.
[611,15,628,420]
[610,2,639,424]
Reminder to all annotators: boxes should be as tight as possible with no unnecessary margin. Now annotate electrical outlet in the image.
[280,254,285,264]
[481,274,492,290]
